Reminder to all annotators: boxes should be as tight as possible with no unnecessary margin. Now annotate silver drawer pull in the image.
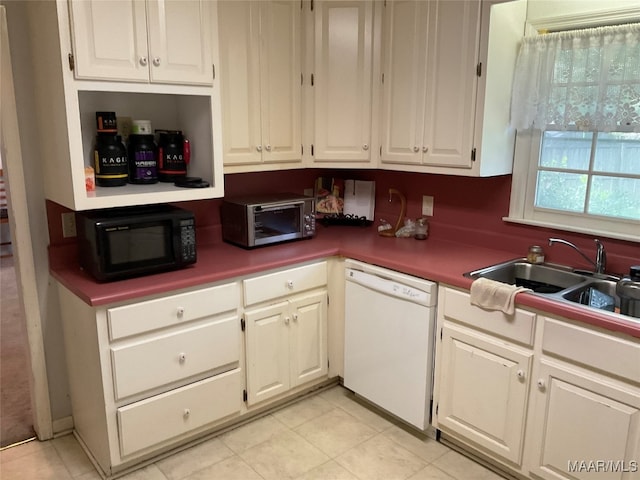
[179,353,186,363]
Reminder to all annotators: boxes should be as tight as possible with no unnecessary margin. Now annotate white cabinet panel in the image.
[69,0,212,85]
[245,301,291,405]
[108,283,239,341]
[243,261,327,306]
[117,369,243,457]
[69,0,149,82]
[290,291,328,386]
[313,0,374,163]
[437,322,532,465]
[146,0,213,85]
[528,360,640,480]
[219,0,301,168]
[111,316,240,400]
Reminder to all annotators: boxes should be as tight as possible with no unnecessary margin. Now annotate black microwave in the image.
[76,205,196,282]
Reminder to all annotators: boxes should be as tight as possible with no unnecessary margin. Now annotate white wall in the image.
[2,0,71,423]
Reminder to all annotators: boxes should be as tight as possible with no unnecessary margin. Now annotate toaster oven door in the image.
[251,203,303,246]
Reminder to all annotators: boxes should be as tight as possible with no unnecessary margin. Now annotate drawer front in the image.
[243,262,327,306]
[542,317,640,383]
[108,283,239,341]
[111,317,240,400]
[440,287,536,346]
[117,369,243,457]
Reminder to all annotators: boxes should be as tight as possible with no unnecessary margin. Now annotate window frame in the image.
[505,128,640,242]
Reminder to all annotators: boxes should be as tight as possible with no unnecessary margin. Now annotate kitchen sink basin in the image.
[465,258,623,315]
[465,259,587,294]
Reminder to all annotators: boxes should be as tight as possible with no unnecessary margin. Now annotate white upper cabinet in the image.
[69,0,213,85]
[380,0,526,176]
[311,0,377,165]
[218,0,302,171]
[25,0,224,211]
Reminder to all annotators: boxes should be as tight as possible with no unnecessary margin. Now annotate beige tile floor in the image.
[0,386,505,480]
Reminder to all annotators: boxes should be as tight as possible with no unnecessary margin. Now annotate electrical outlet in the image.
[61,212,77,238]
[422,195,434,216]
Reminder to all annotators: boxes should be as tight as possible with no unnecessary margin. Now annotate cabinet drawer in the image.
[542,317,640,384]
[117,369,242,457]
[111,317,240,400]
[108,283,239,341]
[440,287,536,346]
[243,262,327,306]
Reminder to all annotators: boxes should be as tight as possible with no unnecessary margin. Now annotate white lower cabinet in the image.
[437,322,532,466]
[526,317,640,480]
[57,281,244,475]
[434,287,534,467]
[434,286,640,479]
[243,262,329,405]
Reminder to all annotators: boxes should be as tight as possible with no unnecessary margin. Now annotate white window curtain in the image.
[510,23,640,132]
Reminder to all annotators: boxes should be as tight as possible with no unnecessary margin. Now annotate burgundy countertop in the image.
[50,225,640,339]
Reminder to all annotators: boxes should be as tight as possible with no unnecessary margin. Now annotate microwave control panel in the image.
[179,219,197,263]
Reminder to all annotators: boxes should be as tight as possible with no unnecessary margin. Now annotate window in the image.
[507,22,640,241]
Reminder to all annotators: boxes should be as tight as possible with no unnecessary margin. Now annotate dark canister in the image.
[94,133,128,187]
[128,133,158,184]
[157,130,190,182]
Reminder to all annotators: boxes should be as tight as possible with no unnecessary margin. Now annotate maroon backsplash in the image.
[46,169,639,275]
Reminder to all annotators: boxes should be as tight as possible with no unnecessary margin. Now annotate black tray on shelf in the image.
[319,214,373,227]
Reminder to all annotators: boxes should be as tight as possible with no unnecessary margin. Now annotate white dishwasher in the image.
[344,260,437,430]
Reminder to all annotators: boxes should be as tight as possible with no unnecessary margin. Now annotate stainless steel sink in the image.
[465,259,588,294]
[465,258,622,315]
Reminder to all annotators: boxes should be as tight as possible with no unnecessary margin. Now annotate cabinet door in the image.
[245,301,290,405]
[379,0,429,165]
[146,0,213,85]
[422,0,480,168]
[69,0,149,82]
[528,360,640,480]
[313,0,373,163]
[260,1,302,164]
[218,0,263,165]
[290,291,328,387]
[436,322,532,465]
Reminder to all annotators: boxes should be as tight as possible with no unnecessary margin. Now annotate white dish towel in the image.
[470,277,532,315]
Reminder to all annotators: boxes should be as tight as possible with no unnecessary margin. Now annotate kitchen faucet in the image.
[548,238,607,274]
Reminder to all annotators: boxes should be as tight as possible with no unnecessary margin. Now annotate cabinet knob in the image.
[363,144,369,151]
[256,145,263,152]
[139,56,148,67]
[287,280,294,289]
[152,57,161,67]
[517,369,525,381]
[183,408,191,418]
[422,146,429,153]
[292,313,298,322]
[179,353,186,363]
[284,316,290,325]
[265,145,272,152]
[177,306,185,318]
[413,146,419,153]
[537,379,546,390]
